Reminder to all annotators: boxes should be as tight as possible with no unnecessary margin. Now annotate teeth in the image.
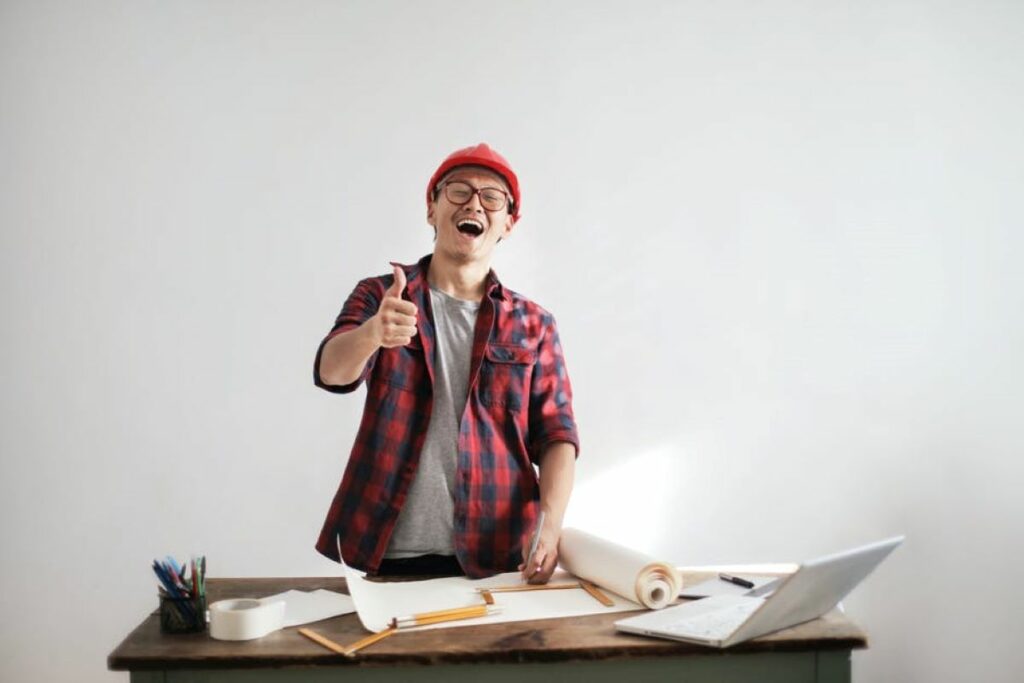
[458,220,483,229]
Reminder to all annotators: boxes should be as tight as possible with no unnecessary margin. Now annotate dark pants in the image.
[374,554,465,577]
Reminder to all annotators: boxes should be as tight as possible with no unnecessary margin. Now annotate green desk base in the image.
[131,650,851,683]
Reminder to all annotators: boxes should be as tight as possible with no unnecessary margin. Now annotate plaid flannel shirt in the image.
[314,254,579,578]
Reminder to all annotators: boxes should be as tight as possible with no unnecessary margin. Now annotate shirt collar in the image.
[408,253,509,303]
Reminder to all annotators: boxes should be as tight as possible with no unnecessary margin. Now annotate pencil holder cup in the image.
[159,593,207,634]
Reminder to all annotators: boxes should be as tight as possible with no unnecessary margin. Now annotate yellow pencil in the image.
[476,582,581,594]
[392,604,502,628]
[298,626,398,658]
[579,580,615,607]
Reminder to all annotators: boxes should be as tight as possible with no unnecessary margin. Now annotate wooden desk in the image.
[108,575,867,683]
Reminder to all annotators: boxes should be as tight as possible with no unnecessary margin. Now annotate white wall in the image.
[2,1,1021,681]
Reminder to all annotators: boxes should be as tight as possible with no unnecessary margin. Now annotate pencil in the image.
[395,604,490,620]
[579,580,615,607]
[476,582,581,594]
[298,627,348,655]
[523,511,546,576]
[299,626,398,658]
[392,604,502,628]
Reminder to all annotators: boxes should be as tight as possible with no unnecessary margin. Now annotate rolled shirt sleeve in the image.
[527,314,580,463]
[313,277,383,394]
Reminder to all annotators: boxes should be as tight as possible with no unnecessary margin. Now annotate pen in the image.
[523,511,546,579]
[153,561,183,598]
[719,573,755,589]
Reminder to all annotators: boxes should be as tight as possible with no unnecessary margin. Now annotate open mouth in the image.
[457,219,484,237]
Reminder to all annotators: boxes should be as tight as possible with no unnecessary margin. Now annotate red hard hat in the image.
[426,143,521,220]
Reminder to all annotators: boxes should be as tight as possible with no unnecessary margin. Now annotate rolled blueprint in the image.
[558,528,682,609]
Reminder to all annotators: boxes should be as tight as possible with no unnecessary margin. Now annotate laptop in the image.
[614,536,903,648]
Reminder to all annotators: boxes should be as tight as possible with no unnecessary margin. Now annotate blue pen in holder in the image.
[159,590,207,634]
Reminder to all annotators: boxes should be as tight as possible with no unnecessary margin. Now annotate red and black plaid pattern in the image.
[314,254,579,578]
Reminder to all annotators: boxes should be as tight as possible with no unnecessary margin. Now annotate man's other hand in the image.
[518,517,560,584]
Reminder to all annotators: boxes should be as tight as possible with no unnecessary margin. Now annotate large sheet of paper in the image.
[260,589,355,627]
[344,566,642,632]
[558,528,683,609]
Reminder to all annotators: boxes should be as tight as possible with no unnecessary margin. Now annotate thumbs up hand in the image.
[371,264,419,348]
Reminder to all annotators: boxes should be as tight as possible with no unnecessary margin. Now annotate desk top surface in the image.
[108,575,868,671]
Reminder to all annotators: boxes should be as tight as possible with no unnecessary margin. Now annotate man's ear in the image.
[502,213,516,239]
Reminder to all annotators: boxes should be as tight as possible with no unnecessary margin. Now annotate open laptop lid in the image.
[725,535,904,647]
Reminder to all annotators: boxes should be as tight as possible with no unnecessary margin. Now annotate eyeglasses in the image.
[438,180,512,212]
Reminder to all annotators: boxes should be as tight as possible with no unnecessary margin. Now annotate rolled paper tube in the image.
[558,528,682,609]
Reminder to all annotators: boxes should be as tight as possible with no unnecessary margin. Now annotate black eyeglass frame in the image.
[435,180,514,213]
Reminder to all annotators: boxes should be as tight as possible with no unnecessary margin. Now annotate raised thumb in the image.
[387,263,406,297]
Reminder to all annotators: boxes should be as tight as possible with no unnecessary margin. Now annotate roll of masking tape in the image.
[209,598,286,641]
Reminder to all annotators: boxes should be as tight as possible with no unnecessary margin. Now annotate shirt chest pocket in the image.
[479,344,537,411]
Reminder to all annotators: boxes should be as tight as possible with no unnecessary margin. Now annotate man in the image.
[314,143,578,583]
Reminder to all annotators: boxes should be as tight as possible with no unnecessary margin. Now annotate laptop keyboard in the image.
[664,601,761,639]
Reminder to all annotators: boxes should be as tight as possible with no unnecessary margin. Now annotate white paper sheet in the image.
[679,575,779,599]
[259,589,355,627]
[558,528,683,609]
[344,566,642,633]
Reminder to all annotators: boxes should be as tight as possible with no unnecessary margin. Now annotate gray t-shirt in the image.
[384,287,479,558]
